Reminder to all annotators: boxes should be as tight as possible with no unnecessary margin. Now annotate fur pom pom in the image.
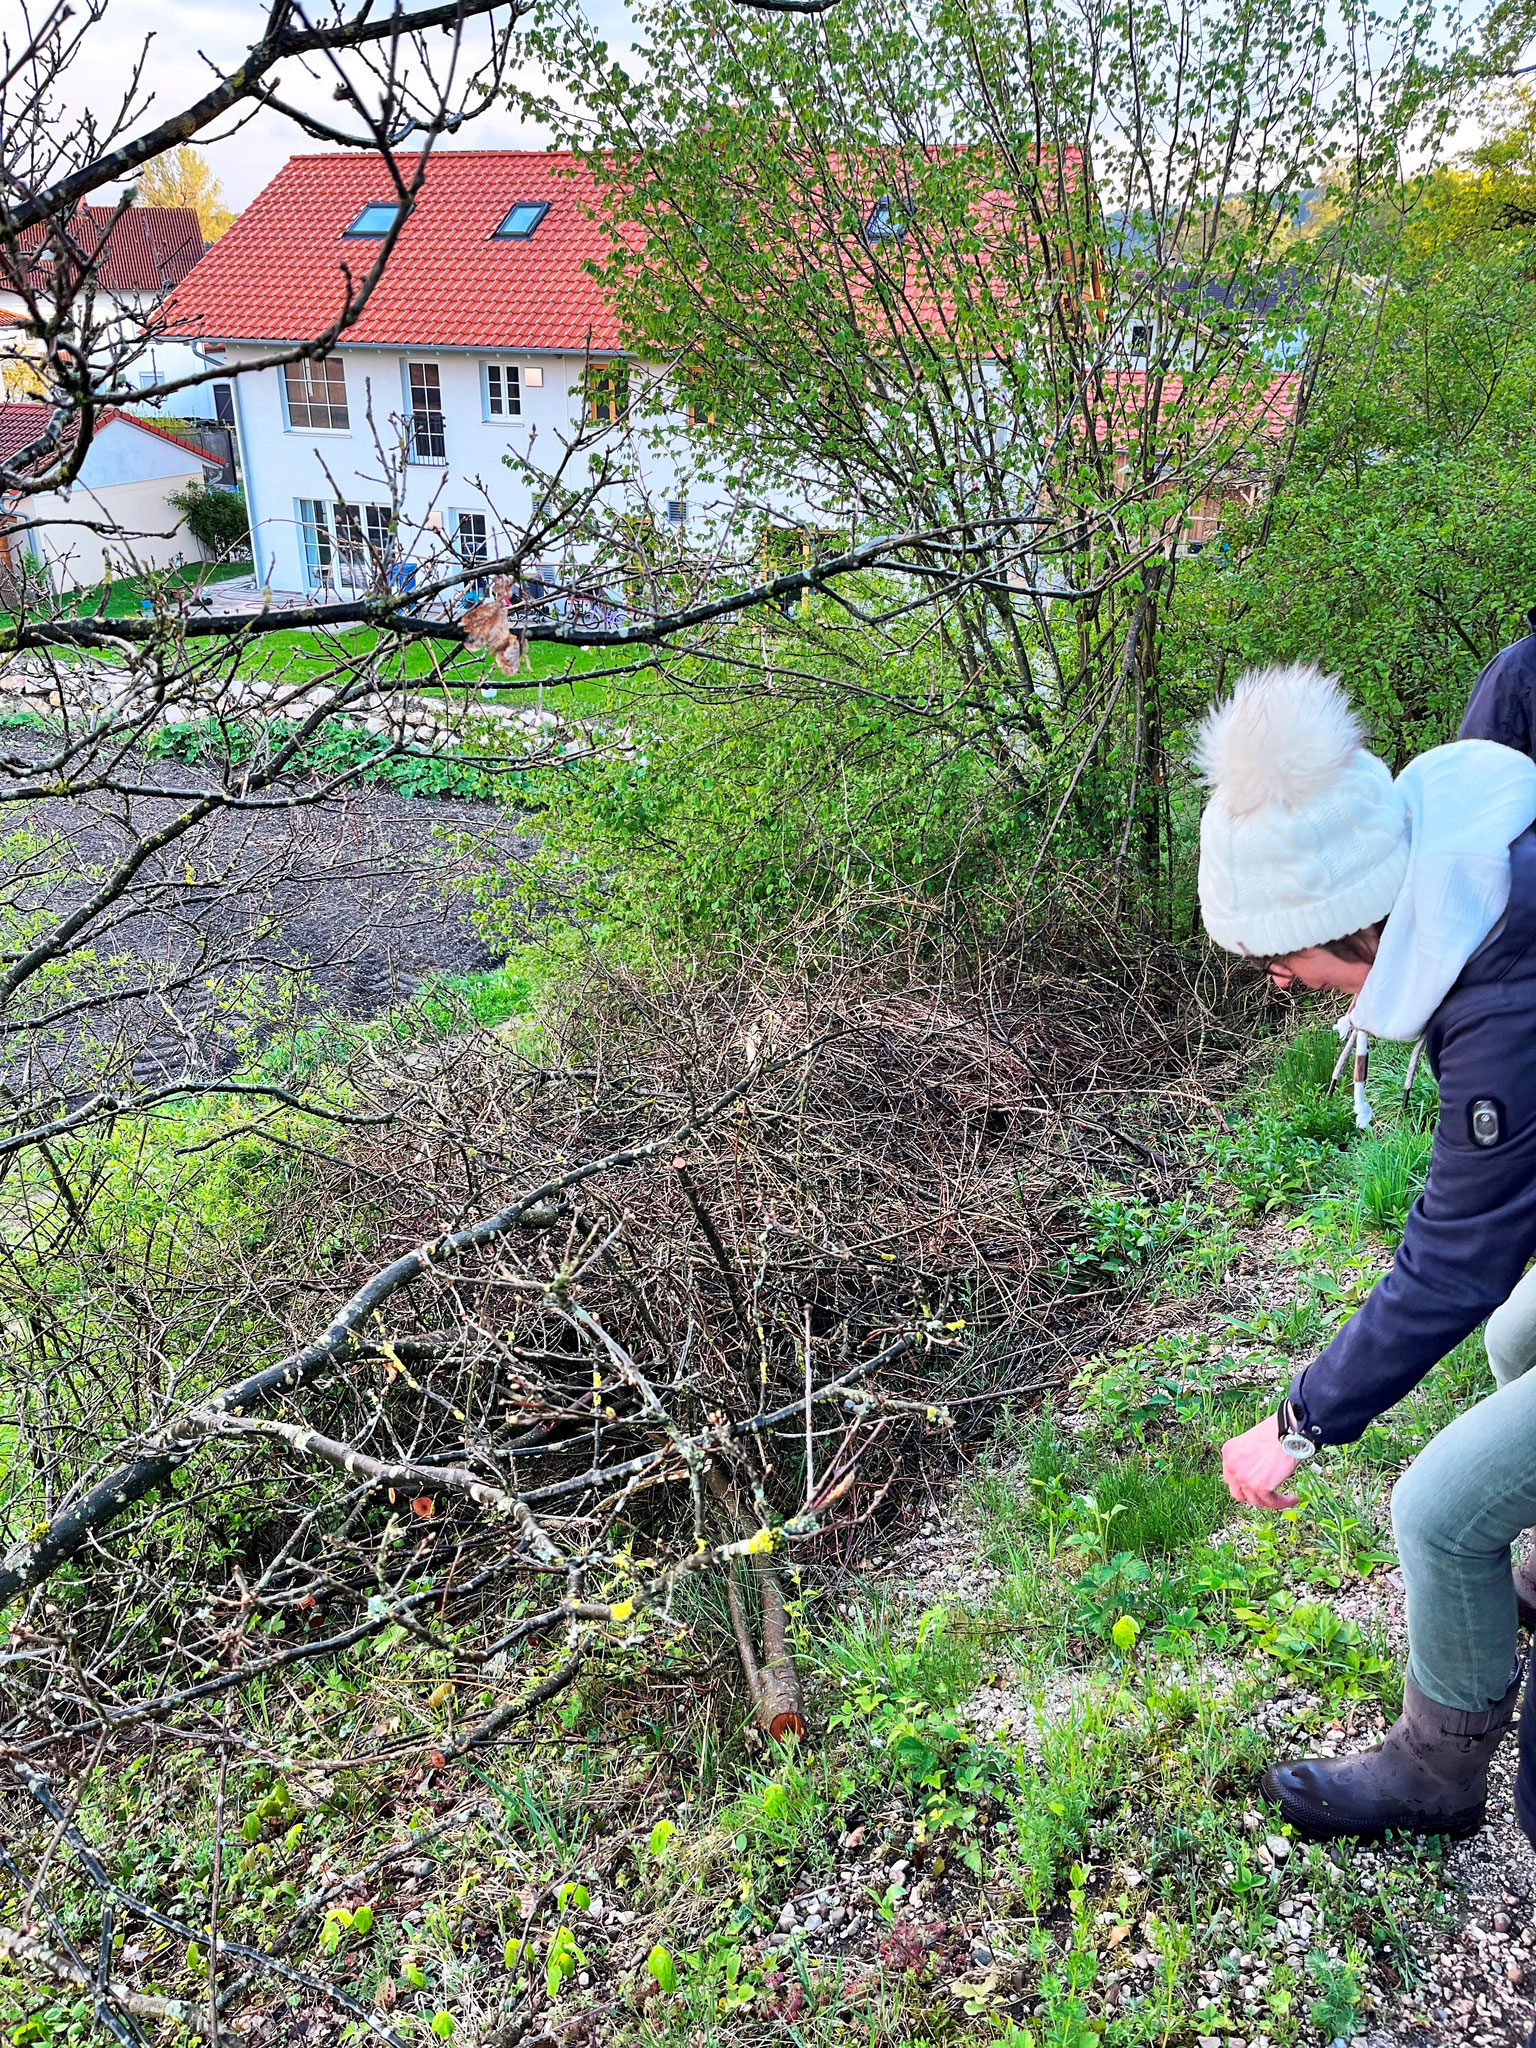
[1194,663,1365,818]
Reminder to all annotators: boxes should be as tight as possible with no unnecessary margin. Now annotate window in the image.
[453,510,490,561]
[684,365,715,428]
[583,361,629,426]
[296,499,393,591]
[283,358,350,432]
[483,363,521,419]
[452,510,491,600]
[863,196,906,242]
[212,383,235,424]
[296,498,334,587]
[667,499,687,527]
[493,202,550,240]
[345,203,400,237]
[333,501,395,588]
[406,361,446,462]
[1130,323,1152,356]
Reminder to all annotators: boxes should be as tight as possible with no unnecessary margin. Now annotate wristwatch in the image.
[1277,1397,1318,1461]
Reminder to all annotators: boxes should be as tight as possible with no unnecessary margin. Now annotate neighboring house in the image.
[0,206,235,424]
[166,148,1298,599]
[166,152,688,597]
[0,402,221,592]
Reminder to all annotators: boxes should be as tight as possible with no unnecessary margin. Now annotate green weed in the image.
[1055,1192,1204,1287]
[1087,1453,1231,1558]
[1352,1125,1434,1236]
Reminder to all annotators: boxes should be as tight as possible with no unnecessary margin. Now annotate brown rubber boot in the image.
[1262,1666,1522,1841]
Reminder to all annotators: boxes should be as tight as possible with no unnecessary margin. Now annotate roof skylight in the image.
[493,201,550,241]
[863,197,906,242]
[344,203,400,238]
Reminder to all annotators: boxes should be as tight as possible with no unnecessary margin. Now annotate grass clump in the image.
[1351,1124,1434,1235]
[1088,1453,1232,1559]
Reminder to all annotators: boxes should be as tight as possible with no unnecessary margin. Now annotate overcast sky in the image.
[48,0,1498,211]
[54,0,640,210]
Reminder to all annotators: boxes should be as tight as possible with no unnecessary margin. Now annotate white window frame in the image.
[295,498,334,588]
[333,501,395,589]
[281,358,351,435]
[403,359,447,464]
[482,361,522,421]
[450,509,492,600]
[295,497,393,591]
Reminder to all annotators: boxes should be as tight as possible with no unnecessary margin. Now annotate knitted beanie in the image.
[1195,663,1409,957]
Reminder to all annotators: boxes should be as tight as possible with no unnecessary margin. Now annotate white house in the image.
[0,403,221,591]
[0,206,234,425]
[168,152,692,598]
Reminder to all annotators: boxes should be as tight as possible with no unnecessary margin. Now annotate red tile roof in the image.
[0,403,57,469]
[0,401,213,479]
[12,206,204,297]
[170,152,618,353]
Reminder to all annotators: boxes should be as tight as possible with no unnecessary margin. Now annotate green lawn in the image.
[12,560,645,716]
[233,622,632,713]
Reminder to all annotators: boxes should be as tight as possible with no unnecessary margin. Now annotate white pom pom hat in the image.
[1195,662,1409,957]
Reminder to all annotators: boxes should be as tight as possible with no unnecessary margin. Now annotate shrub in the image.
[472,661,1029,965]
[169,482,250,555]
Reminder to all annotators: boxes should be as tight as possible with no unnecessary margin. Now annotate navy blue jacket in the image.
[1459,616,1536,753]
[1290,821,1536,1443]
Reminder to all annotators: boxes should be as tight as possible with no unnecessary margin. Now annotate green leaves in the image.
[646,1944,678,1993]
[647,1819,677,1859]
[545,1925,586,2000]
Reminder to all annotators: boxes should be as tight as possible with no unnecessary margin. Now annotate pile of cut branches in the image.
[0,932,1256,1779]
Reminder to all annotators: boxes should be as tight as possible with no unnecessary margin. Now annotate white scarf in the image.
[1340,739,1536,1123]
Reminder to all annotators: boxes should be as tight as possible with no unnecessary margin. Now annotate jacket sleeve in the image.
[1290,994,1536,1444]
[1459,645,1536,756]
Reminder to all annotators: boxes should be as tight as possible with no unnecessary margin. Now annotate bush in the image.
[473,665,1030,966]
[169,482,250,556]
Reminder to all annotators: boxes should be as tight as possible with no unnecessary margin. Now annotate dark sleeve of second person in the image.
[1459,626,1536,755]
[1289,992,1536,1445]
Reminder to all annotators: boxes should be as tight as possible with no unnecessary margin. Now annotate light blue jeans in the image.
[1391,1265,1536,1710]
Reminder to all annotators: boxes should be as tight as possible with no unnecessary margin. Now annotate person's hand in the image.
[1222,1410,1300,1510]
